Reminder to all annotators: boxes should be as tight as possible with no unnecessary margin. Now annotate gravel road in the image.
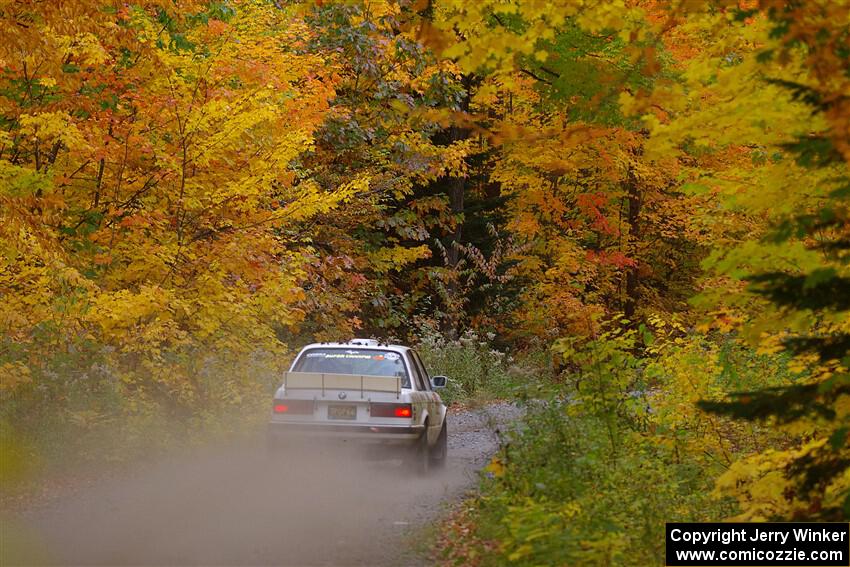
[2,403,523,566]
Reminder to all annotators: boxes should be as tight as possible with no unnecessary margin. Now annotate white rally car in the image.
[267,339,448,471]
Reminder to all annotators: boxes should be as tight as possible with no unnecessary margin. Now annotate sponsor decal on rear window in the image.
[306,352,374,360]
[293,348,410,387]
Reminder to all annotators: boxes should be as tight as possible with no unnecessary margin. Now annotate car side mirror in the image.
[430,375,447,389]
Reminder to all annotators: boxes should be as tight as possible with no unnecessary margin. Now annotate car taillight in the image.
[370,403,413,418]
[272,399,313,414]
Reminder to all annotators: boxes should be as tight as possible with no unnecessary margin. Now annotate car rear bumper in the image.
[267,421,424,444]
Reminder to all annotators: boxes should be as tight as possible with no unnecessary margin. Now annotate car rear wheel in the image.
[407,423,431,475]
[429,421,447,468]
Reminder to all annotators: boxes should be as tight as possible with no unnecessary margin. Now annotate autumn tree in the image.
[621,0,850,519]
[0,0,354,428]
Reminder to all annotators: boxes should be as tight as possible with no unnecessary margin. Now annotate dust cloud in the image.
[2,406,516,566]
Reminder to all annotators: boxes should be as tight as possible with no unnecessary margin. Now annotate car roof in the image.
[298,339,411,354]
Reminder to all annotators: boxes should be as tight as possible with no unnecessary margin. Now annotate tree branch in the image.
[519,68,553,85]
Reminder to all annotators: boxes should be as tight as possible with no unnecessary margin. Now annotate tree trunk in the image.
[445,128,466,266]
[623,164,642,322]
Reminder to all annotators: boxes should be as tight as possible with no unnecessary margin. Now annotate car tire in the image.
[429,421,447,468]
[407,422,431,475]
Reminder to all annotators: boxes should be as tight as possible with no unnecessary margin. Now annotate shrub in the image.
[438,321,793,565]
[416,327,537,403]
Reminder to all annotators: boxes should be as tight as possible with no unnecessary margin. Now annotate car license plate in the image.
[328,405,357,420]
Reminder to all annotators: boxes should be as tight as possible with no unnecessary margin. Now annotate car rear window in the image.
[292,348,410,388]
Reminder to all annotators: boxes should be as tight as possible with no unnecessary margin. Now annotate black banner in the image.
[666,523,849,566]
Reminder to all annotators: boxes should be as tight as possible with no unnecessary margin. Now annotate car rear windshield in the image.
[292,348,410,388]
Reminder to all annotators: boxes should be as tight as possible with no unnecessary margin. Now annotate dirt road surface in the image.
[2,403,522,566]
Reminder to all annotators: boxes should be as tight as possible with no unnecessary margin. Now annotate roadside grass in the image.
[431,332,794,566]
[434,404,734,566]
